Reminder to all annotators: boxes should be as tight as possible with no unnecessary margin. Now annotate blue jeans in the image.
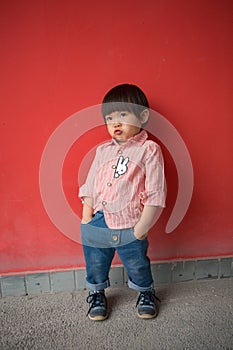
[81,211,154,292]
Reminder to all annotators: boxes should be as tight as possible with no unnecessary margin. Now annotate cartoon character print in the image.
[114,156,129,178]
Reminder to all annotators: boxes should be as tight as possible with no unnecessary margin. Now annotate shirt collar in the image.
[111,129,148,146]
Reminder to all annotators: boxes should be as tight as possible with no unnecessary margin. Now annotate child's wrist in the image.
[81,216,93,224]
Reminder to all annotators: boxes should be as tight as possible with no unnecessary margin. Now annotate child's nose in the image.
[114,120,122,127]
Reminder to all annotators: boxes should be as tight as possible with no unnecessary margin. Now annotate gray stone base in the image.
[0,257,232,297]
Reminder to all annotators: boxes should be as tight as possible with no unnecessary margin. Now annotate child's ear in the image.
[140,109,150,125]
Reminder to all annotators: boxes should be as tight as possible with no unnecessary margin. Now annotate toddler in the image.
[79,84,166,320]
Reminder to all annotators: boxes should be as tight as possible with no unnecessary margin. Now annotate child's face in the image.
[105,111,142,144]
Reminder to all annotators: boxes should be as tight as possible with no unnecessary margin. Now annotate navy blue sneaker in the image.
[86,290,108,321]
[136,289,160,319]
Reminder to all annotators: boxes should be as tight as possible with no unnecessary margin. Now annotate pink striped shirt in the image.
[79,130,166,229]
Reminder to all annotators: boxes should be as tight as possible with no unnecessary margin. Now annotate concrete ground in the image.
[0,278,232,350]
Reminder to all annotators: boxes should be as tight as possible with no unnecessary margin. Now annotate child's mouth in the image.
[114,130,122,135]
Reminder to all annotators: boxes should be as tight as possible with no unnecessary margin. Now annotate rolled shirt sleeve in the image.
[78,148,100,200]
[139,142,166,207]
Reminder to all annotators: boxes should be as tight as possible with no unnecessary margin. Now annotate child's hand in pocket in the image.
[133,222,148,240]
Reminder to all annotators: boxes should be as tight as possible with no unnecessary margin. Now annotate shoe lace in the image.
[86,291,105,316]
[136,291,161,307]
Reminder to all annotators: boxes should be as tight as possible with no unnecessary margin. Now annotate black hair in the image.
[101,84,149,127]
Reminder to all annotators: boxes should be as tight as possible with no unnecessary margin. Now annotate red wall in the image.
[1,0,232,274]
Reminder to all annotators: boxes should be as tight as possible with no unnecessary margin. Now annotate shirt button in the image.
[107,182,112,187]
[112,235,118,241]
[118,150,123,154]
[112,165,116,169]
[102,201,107,206]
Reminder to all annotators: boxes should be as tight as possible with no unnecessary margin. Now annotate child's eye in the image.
[105,116,112,123]
[120,112,127,118]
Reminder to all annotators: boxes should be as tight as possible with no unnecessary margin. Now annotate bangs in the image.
[101,84,149,117]
[101,101,139,117]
